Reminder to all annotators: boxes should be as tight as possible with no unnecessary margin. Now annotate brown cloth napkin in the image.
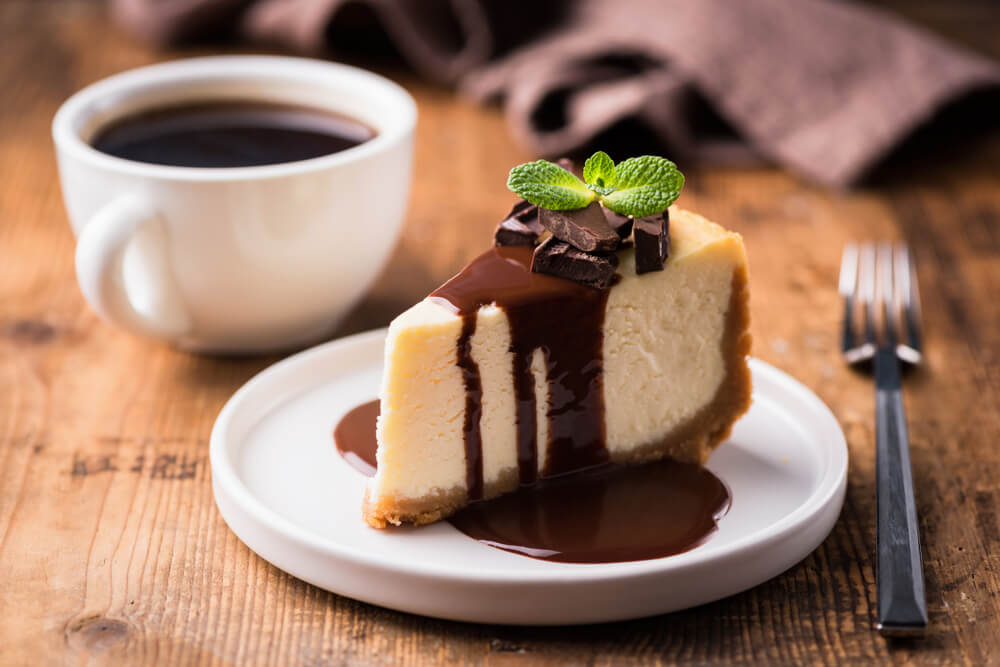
[112,0,1000,186]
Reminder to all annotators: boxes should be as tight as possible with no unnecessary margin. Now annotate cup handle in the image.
[75,195,192,339]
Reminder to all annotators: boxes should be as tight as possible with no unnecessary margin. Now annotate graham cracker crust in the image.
[363,265,752,529]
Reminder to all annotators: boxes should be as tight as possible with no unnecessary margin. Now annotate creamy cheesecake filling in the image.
[367,208,751,527]
[604,246,733,454]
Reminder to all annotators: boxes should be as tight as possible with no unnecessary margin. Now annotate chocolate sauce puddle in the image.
[334,400,379,477]
[333,403,731,564]
[429,245,609,489]
[450,461,731,563]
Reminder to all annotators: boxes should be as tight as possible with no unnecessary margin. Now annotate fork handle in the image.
[875,347,928,636]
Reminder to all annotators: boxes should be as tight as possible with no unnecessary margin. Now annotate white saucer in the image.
[211,329,847,625]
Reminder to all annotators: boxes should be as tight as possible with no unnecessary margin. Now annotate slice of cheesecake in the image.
[364,206,751,528]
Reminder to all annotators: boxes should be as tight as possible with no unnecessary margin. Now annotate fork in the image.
[839,241,928,637]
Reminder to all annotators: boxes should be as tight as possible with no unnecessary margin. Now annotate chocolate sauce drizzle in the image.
[430,245,610,494]
[456,316,484,499]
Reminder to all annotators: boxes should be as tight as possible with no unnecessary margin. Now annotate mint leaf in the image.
[507,153,684,216]
[507,160,594,210]
[601,156,684,218]
[583,151,616,195]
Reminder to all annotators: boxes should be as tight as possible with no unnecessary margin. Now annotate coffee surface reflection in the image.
[91,101,375,168]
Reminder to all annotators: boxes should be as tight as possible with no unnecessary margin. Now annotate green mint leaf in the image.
[601,156,684,218]
[583,151,617,195]
[507,160,594,210]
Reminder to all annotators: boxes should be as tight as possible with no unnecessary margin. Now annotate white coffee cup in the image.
[53,56,416,353]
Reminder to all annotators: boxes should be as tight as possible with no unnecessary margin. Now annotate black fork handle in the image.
[842,294,856,353]
[875,346,928,636]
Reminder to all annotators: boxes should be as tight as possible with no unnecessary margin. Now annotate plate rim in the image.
[210,327,848,585]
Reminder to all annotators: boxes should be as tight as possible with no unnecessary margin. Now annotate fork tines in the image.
[839,241,923,366]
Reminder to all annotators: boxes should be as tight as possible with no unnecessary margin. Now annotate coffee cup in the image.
[53,55,416,353]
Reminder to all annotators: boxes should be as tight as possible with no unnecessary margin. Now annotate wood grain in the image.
[2,0,999,664]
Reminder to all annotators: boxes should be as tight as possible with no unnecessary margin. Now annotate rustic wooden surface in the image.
[2,1,999,664]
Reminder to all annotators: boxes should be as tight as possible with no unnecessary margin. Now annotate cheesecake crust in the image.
[362,264,752,529]
[363,467,520,528]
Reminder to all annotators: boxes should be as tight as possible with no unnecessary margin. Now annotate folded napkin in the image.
[112,0,1000,186]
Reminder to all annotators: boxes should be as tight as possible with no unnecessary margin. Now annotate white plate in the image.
[211,328,847,625]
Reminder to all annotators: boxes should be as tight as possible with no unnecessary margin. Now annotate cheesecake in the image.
[363,154,751,528]
[364,207,751,527]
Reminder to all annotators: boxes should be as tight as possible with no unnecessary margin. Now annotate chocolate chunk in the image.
[634,210,670,274]
[602,205,633,239]
[495,220,537,246]
[494,200,542,246]
[539,201,620,253]
[508,199,536,219]
[531,236,619,289]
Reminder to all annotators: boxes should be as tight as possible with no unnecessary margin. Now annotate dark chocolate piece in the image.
[494,200,542,246]
[539,201,620,253]
[557,157,576,175]
[494,221,538,246]
[530,236,619,289]
[634,210,671,274]
[602,205,633,239]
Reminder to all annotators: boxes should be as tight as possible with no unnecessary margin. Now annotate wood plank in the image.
[2,0,999,663]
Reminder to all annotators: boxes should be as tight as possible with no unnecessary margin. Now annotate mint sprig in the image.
[602,156,684,218]
[507,152,683,217]
[506,160,594,210]
[583,151,616,196]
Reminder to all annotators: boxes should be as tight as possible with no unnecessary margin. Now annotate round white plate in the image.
[211,328,847,625]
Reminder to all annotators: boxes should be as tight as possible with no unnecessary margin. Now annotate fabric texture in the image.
[111,0,999,185]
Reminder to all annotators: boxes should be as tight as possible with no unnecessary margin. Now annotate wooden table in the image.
[3,1,999,663]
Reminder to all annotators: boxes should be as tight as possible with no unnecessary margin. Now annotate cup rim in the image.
[52,55,417,182]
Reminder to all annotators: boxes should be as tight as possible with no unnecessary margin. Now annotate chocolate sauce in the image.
[332,403,731,564]
[457,317,484,499]
[333,399,379,477]
[450,460,730,563]
[429,245,610,489]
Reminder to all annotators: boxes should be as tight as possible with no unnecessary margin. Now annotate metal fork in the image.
[839,241,927,637]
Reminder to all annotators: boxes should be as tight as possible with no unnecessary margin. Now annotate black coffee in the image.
[91,101,375,168]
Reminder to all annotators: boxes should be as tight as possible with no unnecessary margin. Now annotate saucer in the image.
[210,329,847,625]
